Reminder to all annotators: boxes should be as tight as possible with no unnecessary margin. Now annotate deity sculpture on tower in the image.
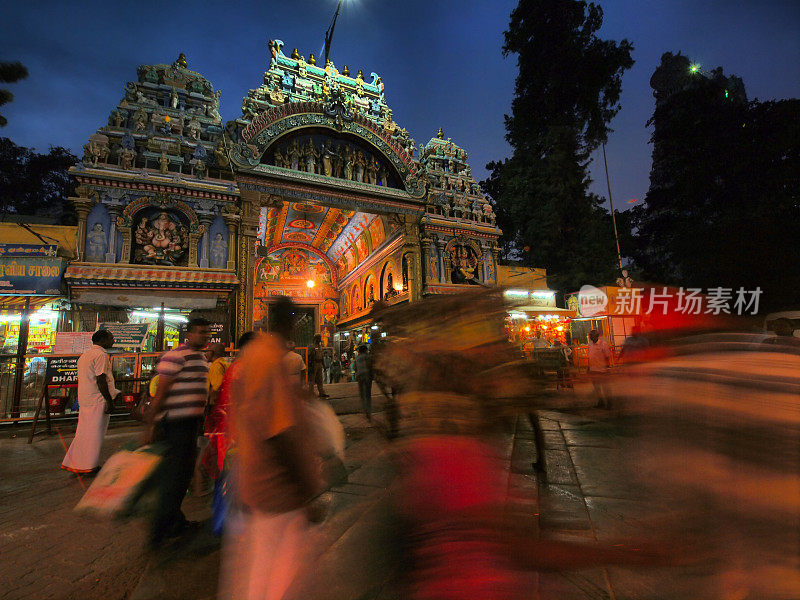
[288,139,301,171]
[210,233,228,268]
[450,243,479,284]
[85,223,107,262]
[134,211,187,266]
[302,138,319,174]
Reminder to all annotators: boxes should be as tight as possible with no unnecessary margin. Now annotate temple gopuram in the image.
[67,42,500,350]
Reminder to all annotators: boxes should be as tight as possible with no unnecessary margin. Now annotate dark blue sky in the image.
[2,0,798,210]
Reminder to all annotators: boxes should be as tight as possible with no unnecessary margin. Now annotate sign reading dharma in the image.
[0,257,65,295]
[45,356,79,387]
[98,323,150,349]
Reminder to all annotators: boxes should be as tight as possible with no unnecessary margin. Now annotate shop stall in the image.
[503,288,575,350]
[565,286,641,369]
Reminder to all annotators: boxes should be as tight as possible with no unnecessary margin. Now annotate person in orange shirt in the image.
[219,297,321,600]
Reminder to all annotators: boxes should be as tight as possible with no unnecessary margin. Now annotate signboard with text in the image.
[54,332,94,355]
[0,244,59,258]
[0,257,66,295]
[98,323,149,349]
[45,356,79,387]
[178,321,229,346]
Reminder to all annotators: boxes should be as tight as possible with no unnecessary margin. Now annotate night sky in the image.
[2,0,798,211]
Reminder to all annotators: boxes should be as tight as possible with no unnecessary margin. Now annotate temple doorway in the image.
[292,306,316,348]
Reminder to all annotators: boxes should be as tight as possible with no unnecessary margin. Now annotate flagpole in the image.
[602,142,624,272]
[323,0,344,66]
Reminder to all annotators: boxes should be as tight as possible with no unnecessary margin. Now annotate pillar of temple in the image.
[222,206,240,271]
[72,194,94,262]
[105,206,119,263]
[234,190,265,337]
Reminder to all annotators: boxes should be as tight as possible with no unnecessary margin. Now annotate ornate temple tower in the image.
[66,55,239,343]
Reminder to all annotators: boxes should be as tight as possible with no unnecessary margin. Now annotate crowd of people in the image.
[56,289,800,599]
[60,297,382,598]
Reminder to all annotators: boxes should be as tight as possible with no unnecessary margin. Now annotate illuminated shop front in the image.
[0,305,62,354]
[566,286,641,365]
[503,289,575,350]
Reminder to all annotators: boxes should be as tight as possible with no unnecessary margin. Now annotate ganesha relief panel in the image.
[131,208,190,266]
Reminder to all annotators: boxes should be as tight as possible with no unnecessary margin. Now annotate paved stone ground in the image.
[1,383,736,600]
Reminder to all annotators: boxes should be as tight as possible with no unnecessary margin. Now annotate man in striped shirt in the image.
[146,317,211,549]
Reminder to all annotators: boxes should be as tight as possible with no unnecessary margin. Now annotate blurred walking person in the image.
[330,354,342,383]
[61,329,120,474]
[587,329,612,408]
[308,334,329,398]
[205,333,255,480]
[221,297,321,600]
[355,345,373,422]
[145,317,211,549]
[619,325,649,364]
[283,340,307,389]
[323,349,332,384]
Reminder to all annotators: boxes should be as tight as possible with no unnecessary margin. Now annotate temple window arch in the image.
[363,274,377,308]
[380,260,399,300]
[264,128,404,189]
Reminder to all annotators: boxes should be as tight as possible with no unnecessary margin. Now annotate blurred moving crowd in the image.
[60,290,800,599]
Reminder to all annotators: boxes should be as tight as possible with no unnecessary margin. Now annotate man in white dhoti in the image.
[61,329,120,474]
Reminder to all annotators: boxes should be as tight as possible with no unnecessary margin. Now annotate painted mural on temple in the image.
[253,246,337,323]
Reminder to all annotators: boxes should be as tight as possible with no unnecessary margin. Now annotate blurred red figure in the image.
[396,430,527,599]
[375,291,667,599]
[203,332,255,476]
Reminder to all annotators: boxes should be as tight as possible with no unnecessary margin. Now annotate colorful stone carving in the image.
[85,223,107,262]
[133,211,188,266]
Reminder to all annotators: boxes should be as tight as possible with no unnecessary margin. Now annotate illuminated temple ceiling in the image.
[259,201,384,280]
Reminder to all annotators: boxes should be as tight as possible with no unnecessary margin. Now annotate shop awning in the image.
[336,313,376,330]
[0,223,78,258]
[65,264,239,290]
[70,289,223,310]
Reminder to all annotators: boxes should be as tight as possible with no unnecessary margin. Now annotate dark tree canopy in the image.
[630,52,800,311]
[0,137,78,224]
[484,0,634,293]
[0,61,29,127]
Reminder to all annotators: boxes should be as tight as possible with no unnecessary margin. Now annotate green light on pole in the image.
[690,64,700,74]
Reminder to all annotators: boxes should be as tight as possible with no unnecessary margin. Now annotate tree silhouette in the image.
[0,61,29,127]
[630,52,800,311]
[0,138,77,224]
[483,0,634,293]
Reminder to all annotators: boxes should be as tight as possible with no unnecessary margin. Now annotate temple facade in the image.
[67,43,501,348]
